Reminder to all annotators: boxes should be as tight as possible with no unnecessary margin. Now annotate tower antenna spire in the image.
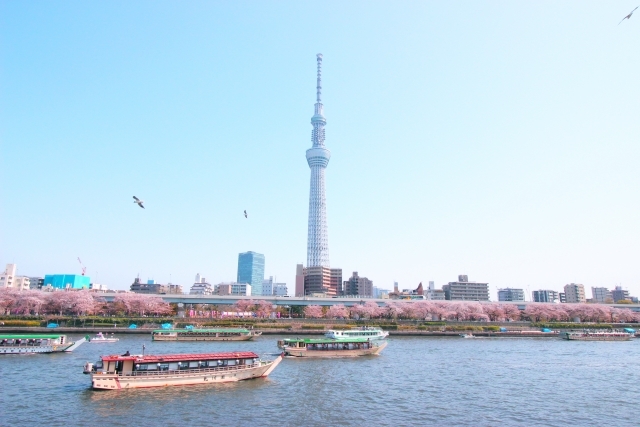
[316,53,323,103]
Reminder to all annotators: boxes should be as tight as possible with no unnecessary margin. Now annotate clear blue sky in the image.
[2,1,639,299]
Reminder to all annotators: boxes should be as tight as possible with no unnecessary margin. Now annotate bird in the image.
[133,196,145,209]
[244,210,247,218]
[619,6,639,24]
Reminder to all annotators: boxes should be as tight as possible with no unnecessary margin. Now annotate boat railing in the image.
[106,362,267,377]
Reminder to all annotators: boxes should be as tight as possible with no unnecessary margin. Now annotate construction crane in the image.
[77,257,86,276]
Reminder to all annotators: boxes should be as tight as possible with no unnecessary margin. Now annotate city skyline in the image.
[2,2,639,298]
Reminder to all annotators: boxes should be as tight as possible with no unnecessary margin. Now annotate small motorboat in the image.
[459,333,475,339]
[90,332,119,343]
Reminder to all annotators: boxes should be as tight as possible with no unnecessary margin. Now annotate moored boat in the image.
[89,332,119,343]
[0,334,87,354]
[83,351,283,390]
[277,337,387,357]
[459,333,475,338]
[151,328,262,341]
[560,330,634,341]
[324,326,389,341]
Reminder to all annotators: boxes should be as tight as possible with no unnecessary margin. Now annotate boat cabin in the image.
[0,334,67,347]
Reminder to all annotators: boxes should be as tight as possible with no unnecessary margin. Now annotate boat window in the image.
[189,362,199,368]
[227,360,236,366]
[178,362,189,369]
[159,363,169,371]
[169,363,179,371]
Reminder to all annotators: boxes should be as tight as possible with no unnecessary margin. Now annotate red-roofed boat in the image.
[83,350,283,390]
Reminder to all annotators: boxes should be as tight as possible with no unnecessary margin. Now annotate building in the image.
[610,286,630,303]
[443,275,489,301]
[0,264,17,288]
[497,288,525,302]
[372,286,391,299]
[426,281,446,300]
[130,277,182,294]
[231,283,251,296]
[295,264,305,297]
[563,283,586,303]
[591,287,612,304]
[262,276,288,297]
[532,290,559,303]
[330,268,343,296]
[29,277,44,290]
[44,274,91,290]
[89,283,108,292]
[237,251,265,293]
[343,272,373,297]
[190,281,213,295]
[302,266,342,297]
[306,54,331,269]
[559,292,566,303]
[13,277,30,291]
[215,283,232,296]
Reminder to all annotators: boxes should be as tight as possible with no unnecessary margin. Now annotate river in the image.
[1,334,638,426]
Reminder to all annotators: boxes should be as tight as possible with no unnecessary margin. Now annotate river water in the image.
[1,334,638,426]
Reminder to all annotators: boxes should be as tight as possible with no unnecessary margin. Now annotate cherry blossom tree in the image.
[326,304,349,319]
[304,305,324,318]
[254,300,273,318]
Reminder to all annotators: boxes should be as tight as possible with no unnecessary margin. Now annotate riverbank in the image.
[0,326,562,338]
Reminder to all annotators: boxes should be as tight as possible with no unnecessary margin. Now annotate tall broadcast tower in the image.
[306,53,331,268]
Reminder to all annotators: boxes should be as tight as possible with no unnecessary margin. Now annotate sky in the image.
[1,1,639,300]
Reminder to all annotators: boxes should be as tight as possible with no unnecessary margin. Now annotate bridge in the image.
[98,293,640,311]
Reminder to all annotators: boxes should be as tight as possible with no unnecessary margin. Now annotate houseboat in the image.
[560,330,634,341]
[83,351,283,389]
[151,328,262,341]
[89,332,119,343]
[324,326,389,341]
[277,337,387,358]
[0,334,87,354]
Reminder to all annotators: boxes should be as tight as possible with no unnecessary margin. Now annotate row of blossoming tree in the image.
[300,300,639,323]
[0,288,172,316]
[1,288,637,323]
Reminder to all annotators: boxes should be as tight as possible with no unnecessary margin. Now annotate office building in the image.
[591,287,612,304]
[130,277,182,294]
[343,272,373,297]
[498,288,525,302]
[611,286,630,303]
[44,274,91,290]
[532,290,559,303]
[237,251,265,292]
[295,264,305,297]
[563,283,586,303]
[443,275,489,301]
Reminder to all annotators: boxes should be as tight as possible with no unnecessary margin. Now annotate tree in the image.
[326,304,348,319]
[304,305,324,318]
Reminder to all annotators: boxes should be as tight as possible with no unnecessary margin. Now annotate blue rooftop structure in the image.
[44,274,91,290]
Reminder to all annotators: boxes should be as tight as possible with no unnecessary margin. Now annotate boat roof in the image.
[283,337,372,344]
[101,351,260,363]
[0,334,64,339]
[151,328,250,333]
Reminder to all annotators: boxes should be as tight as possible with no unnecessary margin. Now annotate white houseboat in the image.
[0,334,87,354]
[83,350,283,390]
[151,328,262,341]
[560,330,634,341]
[324,326,389,341]
[89,332,119,343]
[277,337,387,358]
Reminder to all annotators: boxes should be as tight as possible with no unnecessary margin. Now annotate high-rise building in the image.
[591,287,612,303]
[306,54,331,268]
[295,264,305,297]
[497,288,525,302]
[343,272,373,297]
[532,290,559,303]
[563,283,586,303]
[237,251,265,292]
[611,286,630,303]
[443,275,489,301]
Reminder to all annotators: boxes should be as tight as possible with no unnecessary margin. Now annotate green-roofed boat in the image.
[0,334,87,354]
[277,337,387,358]
[151,328,262,342]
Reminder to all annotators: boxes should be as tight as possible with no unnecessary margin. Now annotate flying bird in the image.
[619,6,639,24]
[133,196,145,209]
[244,210,247,218]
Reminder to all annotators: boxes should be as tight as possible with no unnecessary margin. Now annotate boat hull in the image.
[561,332,632,341]
[282,341,387,358]
[89,355,282,390]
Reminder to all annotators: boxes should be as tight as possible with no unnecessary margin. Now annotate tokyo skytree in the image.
[306,53,331,268]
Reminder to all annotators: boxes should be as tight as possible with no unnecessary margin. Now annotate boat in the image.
[560,330,634,341]
[277,337,387,357]
[0,334,87,354]
[151,328,262,341]
[324,326,389,341]
[83,351,283,389]
[459,333,475,338]
[89,332,119,343]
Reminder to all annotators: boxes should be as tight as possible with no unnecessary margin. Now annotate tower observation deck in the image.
[306,54,331,268]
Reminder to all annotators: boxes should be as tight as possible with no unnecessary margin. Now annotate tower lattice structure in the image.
[306,53,331,268]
